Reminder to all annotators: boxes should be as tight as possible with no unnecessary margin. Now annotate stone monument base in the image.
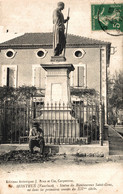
[41,62,74,103]
[33,58,81,142]
[34,108,80,140]
[51,56,66,62]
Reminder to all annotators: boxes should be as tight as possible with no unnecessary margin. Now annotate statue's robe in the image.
[53,8,66,56]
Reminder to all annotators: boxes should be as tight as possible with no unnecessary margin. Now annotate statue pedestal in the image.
[51,56,66,62]
[41,62,74,104]
[34,60,80,141]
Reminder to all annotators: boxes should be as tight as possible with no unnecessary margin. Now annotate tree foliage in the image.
[70,87,97,96]
[0,86,41,102]
[70,87,100,104]
[108,70,123,124]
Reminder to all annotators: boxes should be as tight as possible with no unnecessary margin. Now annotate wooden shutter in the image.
[72,66,78,87]
[2,66,7,86]
[7,67,15,87]
[2,66,17,87]
[32,66,45,88]
[78,66,84,87]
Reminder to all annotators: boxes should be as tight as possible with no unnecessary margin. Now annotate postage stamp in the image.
[91,3,123,34]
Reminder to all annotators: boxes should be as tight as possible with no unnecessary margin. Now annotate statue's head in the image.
[57,2,65,10]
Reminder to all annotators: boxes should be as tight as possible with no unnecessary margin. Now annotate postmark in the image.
[91,3,123,36]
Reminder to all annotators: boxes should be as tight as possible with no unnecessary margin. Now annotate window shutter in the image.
[70,64,86,88]
[35,67,41,88]
[78,66,84,87]
[40,67,45,88]
[7,67,15,87]
[2,66,17,87]
[32,67,36,86]
[32,66,46,88]
[73,66,78,87]
[2,66,7,86]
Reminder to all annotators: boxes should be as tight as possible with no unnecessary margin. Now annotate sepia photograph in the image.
[0,0,123,193]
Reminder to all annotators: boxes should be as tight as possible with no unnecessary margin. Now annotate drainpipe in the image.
[100,48,103,146]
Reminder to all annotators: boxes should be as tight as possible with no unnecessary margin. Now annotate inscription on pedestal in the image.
[51,84,62,101]
[41,63,74,103]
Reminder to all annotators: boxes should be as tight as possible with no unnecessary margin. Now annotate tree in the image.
[0,86,45,142]
[70,87,99,103]
[108,70,123,124]
[0,86,44,102]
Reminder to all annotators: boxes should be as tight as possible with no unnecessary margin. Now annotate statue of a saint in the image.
[53,2,70,56]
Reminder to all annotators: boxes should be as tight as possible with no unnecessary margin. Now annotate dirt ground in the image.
[0,151,123,194]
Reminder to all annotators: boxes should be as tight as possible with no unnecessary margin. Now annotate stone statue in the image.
[53,2,70,56]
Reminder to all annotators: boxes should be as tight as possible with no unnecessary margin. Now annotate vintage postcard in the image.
[0,0,122,194]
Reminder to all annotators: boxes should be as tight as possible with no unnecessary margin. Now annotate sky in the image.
[0,0,122,75]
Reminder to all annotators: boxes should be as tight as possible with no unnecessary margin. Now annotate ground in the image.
[0,152,123,194]
[0,125,123,194]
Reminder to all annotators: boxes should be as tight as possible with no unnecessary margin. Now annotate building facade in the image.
[0,33,111,123]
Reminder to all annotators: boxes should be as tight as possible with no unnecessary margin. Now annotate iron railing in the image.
[0,99,103,144]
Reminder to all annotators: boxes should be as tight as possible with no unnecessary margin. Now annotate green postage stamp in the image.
[91,4,123,32]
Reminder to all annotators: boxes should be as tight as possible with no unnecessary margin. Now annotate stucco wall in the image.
[0,47,101,91]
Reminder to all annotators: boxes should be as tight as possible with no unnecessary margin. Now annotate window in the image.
[5,49,16,59]
[36,49,47,59]
[70,64,87,88]
[32,65,46,88]
[2,65,18,87]
[73,49,85,59]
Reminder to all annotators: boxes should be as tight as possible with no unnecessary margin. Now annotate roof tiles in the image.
[0,32,111,47]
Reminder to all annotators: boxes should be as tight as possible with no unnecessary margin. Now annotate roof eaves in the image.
[68,33,111,45]
[0,44,52,48]
[0,44,108,49]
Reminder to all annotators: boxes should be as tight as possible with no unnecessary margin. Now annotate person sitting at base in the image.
[29,122,45,155]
